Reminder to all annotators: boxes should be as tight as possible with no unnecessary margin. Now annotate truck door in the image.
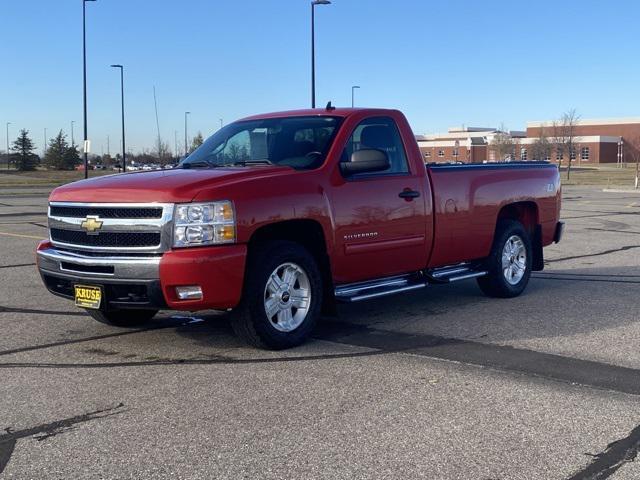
[329,116,429,283]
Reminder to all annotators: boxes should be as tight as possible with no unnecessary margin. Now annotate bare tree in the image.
[153,140,171,164]
[531,126,552,161]
[551,120,562,169]
[489,124,514,162]
[625,135,640,189]
[551,109,581,179]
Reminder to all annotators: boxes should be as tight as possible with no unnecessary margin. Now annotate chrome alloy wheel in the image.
[502,235,527,285]
[263,262,311,332]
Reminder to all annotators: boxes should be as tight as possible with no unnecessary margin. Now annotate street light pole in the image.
[311,0,331,108]
[71,121,75,146]
[43,128,47,157]
[220,118,223,130]
[83,0,96,179]
[110,64,126,172]
[5,122,10,171]
[184,111,190,157]
[351,85,360,108]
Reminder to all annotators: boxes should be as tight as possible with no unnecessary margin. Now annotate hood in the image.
[49,166,290,203]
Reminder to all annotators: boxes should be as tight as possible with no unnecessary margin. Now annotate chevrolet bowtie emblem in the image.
[81,215,103,234]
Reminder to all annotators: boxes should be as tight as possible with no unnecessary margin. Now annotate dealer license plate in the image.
[74,285,102,309]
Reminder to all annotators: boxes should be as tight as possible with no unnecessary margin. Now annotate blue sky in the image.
[2,0,640,155]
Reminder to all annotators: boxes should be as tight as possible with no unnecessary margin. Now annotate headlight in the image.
[173,201,235,247]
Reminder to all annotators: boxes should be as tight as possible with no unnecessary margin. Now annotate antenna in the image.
[153,86,162,160]
[325,101,335,111]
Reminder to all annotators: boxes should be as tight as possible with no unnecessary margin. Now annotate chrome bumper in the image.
[37,247,161,281]
[37,247,166,309]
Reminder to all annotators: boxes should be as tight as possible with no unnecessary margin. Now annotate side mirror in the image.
[340,148,390,176]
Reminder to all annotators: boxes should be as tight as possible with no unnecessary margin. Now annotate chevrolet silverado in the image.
[37,107,563,349]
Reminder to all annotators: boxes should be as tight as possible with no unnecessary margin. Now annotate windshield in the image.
[180,116,342,170]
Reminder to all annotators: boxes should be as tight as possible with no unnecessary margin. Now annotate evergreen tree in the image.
[189,132,204,153]
[11,129,39,171]
[64,144,82,170]
[44,131,77,170]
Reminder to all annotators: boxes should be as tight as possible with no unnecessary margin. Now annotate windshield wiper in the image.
[232,159,274,166]
[181,161,216,169]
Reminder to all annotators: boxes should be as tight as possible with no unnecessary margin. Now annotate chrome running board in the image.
[427,263,487,283]
[334,265,488,303]
[334,275,427,303]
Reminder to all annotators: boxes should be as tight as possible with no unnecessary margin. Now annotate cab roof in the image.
[238,107,400,122]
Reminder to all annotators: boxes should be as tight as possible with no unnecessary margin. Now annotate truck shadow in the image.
[330,265,640,344]
[4,266,640,403]
[171,265,638,350]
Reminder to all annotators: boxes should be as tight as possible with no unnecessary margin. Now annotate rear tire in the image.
[477,219,532,298]
[86,308,157,327]
[231,240,322,349]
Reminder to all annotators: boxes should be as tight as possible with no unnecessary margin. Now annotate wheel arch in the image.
[247,219,336,314]
[496,201,543,271]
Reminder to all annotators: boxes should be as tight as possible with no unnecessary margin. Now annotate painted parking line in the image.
[0,231,43,240]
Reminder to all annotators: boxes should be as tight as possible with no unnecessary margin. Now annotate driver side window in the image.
[341,117,409,175]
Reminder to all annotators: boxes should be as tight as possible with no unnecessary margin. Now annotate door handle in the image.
[399,189,420,200]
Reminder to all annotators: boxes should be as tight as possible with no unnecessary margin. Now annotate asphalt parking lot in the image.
[1,185,640,479]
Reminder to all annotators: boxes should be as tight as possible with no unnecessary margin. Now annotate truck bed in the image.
[425,162,561,268]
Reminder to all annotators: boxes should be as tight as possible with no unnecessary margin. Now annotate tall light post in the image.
[110,64,126,172]
[43,128,47,157]
[184,111,190,156]
[311,0,331,108]
[83,0,97,179]
[5,122,10,171]
[71,121,75,146]
[351,85,360,108]
[220,118,223,130]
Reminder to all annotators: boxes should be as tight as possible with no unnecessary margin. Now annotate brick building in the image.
[418,117,640,164]
[417,127,525,164]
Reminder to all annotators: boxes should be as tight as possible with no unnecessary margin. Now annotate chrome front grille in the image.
[48,202,174,253]
[50,229,162,247]
[49,205,164,219]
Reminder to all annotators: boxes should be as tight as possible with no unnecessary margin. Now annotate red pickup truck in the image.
[37,108,563,349]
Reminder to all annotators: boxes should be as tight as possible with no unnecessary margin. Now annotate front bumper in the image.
[37,241,247,311]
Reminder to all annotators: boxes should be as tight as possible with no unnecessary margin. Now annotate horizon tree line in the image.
[1,129,82,171]
[1,129,206,171]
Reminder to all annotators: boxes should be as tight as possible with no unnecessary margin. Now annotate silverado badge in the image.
[81,215,103,234]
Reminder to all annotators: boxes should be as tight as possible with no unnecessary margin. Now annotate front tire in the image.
[231,241,323,349]
[86,308,157,327]
[477,219,532,298]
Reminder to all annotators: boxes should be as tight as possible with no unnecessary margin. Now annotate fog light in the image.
[175,285,203,300]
